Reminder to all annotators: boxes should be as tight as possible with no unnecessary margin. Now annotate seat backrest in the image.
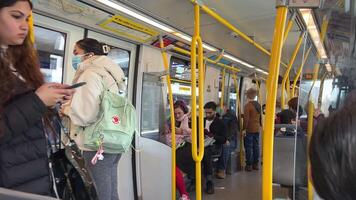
[273,134,307,187]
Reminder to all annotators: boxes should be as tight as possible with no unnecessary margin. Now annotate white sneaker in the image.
[179,194,190,200]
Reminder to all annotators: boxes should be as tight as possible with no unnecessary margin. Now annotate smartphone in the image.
[65,82,86,89]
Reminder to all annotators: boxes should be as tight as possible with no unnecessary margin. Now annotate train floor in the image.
[186,169,298,200]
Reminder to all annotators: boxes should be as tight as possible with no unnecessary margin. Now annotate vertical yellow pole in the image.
[190,3,205,200]
[283,17,294,44]
[159,37,176,200]
[28,12,35,44]
[220,69,226,110]
[292,46,312,97]
[317,72,328,108]
[262,6,288,200]
[307,101,315,200]
[281,33,304,108]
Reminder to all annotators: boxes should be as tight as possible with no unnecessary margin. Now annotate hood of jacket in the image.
[72,55,126,91]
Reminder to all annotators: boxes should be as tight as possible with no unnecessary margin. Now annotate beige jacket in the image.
[63,56,125,150]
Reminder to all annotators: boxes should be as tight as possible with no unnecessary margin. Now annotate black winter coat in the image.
[0,79,52,195]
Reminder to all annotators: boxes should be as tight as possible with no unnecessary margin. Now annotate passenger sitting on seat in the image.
[176,101,227,195]
[164,100,191,200]
[276,97,302,124]
[216,104,239,179]
[309,93,356,200]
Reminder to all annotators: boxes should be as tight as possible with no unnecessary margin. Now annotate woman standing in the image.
[0,0,74,196]
[62,38,126,200]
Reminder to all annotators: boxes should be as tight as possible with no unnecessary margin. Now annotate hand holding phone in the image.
[65,82,86,89]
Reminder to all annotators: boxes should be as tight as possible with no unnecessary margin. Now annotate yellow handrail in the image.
[283,12,296,44]
[191,0,289,69]
[159,36,176,200]
[281,33,304,108]
[28,12,35,44]
[171,78,194,85]
[172,46,240,73]
[291,46,312,97]
[262,6,288,200]
[307,101,315,200]
[220,69,226,110]
[232,74,245,170]
[190,4,205,200]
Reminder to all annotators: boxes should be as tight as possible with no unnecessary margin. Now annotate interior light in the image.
[97,0,174,32]
[223,54,255,69]
[97,0,217,52]
[299,9,328,59]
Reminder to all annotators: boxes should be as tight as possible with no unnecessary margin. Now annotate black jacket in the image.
[0,80,52,195]
[222,110,239,140]
[204,117,227,145]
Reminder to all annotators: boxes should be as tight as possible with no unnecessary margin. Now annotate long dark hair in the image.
[309,92,356,200]
[0,0,43,104]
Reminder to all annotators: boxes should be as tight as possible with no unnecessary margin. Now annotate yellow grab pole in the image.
[286,76,291,100]
[307,101,315,200]
[233,74,245,170]
[159,36,176,200]
[283,12,296,44]
[28,12,35,44]
[212,50,225,64]
[190,3,205,200]
[220,69,226,110]
[262,6,288,200]
[172,46,240,73]
[192,0,289,68]
[281,33,304,108]
[292,46,312,97]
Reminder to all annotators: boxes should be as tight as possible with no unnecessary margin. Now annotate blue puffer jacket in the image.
[0,79,52,196]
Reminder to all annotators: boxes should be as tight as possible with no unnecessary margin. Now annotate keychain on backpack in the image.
[91,135,104,165]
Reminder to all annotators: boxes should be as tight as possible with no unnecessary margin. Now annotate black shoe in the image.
[187,179,195,192]
[205,181,214,194]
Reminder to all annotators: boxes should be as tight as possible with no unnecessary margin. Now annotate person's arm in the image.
[68,71,103,126]
[0,92,47,142]
[243,103,250,131]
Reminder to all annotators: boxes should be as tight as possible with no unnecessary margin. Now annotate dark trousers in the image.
[244,133,260,166]
[217,142,230,171]
[176,143,213,179]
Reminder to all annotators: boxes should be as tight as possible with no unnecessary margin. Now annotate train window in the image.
[107,47,130,93]
[34,26,66,83]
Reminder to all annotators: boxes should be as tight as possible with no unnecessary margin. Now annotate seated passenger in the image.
[164,100,191,200]
[176,101,227,195]
[276,97,302,124]
[309,93,356,200]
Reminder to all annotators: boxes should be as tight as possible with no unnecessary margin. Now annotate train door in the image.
[33,13,138,200]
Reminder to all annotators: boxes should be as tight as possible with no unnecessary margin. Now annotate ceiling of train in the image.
[33,0,355,84]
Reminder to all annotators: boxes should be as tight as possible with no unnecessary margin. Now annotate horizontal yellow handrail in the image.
[159,36,176,200]
[191,0,289,69]
[172,46,240,73]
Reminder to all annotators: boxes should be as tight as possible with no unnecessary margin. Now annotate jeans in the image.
[217,142,231,171]
[244,133,260,166]
[83,151,122,200]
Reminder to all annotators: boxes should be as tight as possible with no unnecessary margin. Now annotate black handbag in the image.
[49,114,98,200]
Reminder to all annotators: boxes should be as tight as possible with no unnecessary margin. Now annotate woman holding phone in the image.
[0,0,74,196]
[62,38,126,200]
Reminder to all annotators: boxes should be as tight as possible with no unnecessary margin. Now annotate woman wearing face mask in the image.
[62,38,125,200]
[0,0,74,196]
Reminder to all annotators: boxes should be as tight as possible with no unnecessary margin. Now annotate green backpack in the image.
[83,71,137,154]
